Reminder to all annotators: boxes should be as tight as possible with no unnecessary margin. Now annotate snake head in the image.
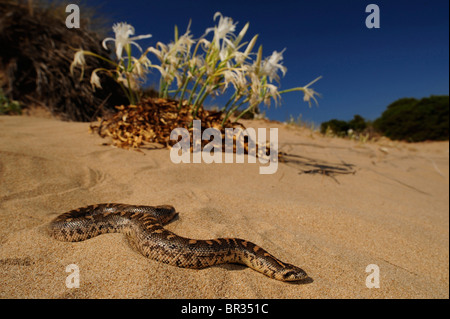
[278,265,308,282]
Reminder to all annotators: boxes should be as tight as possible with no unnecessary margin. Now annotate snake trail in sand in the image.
[48,204,308,281]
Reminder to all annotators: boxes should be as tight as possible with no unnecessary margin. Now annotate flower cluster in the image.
[70,22,152,105]
[70,13,321,125]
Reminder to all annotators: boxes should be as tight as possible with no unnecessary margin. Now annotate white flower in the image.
[148,25,195,88]
[248,72,263,106]
[303,88,320,107]
[102,22,152,60]
[149,42,183,87]
[205,12,237,43]
[188,55,204,71]
[116,72,138,90]
[204,12,238,61]
[197,38,211,52]
[222,68,247,92]
[264,83,281,107]
[175,26,195,56]
[131,56,152,78]
[90,69,102,90]
[302,87,319,106]
[260,49,287,82]
[301,76,322,107]
[70,49,86,76]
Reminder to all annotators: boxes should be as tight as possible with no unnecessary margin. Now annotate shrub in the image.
[320,119,350,136]
[320,115,367,137]
[0,88,21,115]
[374,95,449,142]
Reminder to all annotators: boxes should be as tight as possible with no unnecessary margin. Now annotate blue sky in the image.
[85,0,449,125]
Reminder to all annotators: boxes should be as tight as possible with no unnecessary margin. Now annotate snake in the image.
[48,204,308,282]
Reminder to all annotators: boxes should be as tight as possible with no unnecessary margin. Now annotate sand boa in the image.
[48,204,307,281]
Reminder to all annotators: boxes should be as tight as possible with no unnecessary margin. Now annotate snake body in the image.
[48,204,307,282]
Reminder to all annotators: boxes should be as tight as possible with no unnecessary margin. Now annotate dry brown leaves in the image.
[88,98,358,180]
[89,97,267,154]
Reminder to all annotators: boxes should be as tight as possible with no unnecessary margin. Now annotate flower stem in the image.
[178,75,191,109]
[278,87,305,94]
[187,70,206,106]
[192,80,209,117]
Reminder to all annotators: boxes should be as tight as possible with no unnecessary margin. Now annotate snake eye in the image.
[282,268,308,281]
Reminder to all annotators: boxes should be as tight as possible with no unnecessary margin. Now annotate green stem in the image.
[126,44,133,72]
[232,103,258,123]
[187,70,206,106]
[83,52,119,68]
[233,108,251,123]
[172,67,189,100]
[163,82,170,98]
[192,80,209,117]
[278,87,305,94]
[125,76,136,105]
[222,99,248,126]
[222,91,238,112]
[159,77,166,98]
[197,83,219,109]
[228,93,246,112]
[178,76,191,109]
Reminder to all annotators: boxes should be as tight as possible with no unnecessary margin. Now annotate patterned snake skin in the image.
[48,204,308,281]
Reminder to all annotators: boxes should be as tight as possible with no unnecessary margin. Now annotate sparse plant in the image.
[72,12,321,126]
[286,113,317,132]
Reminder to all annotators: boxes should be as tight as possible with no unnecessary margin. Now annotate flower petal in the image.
[102,38,115,50]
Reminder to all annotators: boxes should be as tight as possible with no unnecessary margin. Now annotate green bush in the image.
[0,89,22,115]
[348,114,367,132]
[320,115,367,136]
[374,95,449,142]
[320,119,349,136]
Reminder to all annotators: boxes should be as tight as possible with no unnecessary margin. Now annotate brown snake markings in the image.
[48,204,308,282]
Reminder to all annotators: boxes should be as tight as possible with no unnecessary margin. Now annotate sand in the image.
[0,115,448,299]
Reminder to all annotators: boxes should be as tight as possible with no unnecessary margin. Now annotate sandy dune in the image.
[0,115,448,298]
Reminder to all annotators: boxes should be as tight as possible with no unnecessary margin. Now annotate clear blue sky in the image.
[85,0,449,125]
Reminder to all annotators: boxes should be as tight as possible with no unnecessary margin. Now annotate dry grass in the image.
[0,0,127,121]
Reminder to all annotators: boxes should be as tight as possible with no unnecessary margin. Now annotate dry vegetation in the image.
[0,0,127,121]
[89,97,274,158]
